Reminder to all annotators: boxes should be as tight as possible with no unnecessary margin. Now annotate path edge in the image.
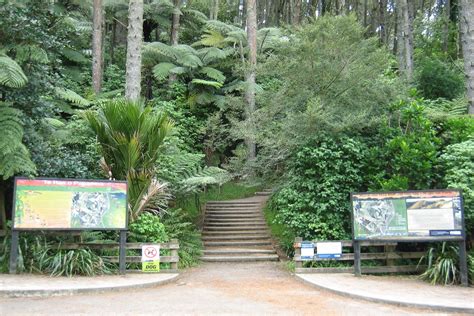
[1,273,179,298]
[295,273,474,314]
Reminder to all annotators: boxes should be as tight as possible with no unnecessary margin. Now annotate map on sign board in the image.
[13,178,127,230]
[351,190,463,240]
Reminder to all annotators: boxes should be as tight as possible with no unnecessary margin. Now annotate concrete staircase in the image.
[201,198,279,262]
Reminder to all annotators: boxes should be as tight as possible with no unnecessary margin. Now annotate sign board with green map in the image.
[351,190,464,241]
[13,178,127,230]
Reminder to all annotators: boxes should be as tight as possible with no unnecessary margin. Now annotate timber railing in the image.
[294,237,426,274]
[59,239,179,273]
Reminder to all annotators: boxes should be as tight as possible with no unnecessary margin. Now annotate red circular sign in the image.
[144,247,158,258]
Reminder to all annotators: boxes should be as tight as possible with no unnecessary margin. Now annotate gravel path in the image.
[0,262,458,315]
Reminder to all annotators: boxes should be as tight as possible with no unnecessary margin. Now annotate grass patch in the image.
[264,204,296,258]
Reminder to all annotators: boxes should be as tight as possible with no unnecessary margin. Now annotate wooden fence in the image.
[294,237,426,274]
[59,239,179,273]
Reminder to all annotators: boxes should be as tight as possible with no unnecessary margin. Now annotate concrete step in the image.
[204,240,272,247]
[203,248,276,255]
[205,211,263,216]
[207,201,262,205]
[205,214,264,219]
[205,219,266,223]
[202,235,271,241]
[206,207,262,211]
[201,255,279,262]
[202,230,269,236]
[203,226,268,231]
[255,192,272,196]
[204,222,267,227]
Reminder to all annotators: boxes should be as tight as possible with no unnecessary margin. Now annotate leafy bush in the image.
[270,135,367,241]
[129,212,169,243]
[161,208,202,268]
[440,140,474,233]
[416,58,464,100]
[370,99,441,190]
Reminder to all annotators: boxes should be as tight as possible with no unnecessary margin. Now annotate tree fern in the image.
[153,62,178,80]
[191,79,223,88]
[0,54,28,88]
[199,67,225,83]
[0,102,36,179]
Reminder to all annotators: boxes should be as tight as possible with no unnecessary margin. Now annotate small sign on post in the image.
[300,242,315,260]
[316,241,342,259]
[142,245,160,272]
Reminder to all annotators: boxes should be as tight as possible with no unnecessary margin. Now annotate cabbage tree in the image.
[85,98,173,221]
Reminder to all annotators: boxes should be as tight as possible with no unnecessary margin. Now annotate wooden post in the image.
[119,230,127,275]
[170,238,178,271]
[9,230,19,274]
[459,239,468,287]
[354,240,361,276]
[384,244,396,267]
[294,237,302,269]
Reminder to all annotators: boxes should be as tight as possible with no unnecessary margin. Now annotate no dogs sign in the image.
[142,245,160,272]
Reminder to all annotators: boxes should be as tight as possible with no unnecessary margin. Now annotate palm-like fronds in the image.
[0,54,28,88]
[85,99,173,221]
[55,87,91,107]
[0,102,36,179]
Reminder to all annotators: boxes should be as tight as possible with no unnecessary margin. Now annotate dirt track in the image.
[0,262,455,315]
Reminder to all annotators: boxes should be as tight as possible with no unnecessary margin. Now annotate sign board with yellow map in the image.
[13,178,128,230]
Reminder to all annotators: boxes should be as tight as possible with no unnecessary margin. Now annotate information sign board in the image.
[316,242,342,259]
[13,178,127,230]
[300,242,315,260]
[351,190,464,240]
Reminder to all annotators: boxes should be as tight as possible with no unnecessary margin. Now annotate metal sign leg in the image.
[9,230,19,274]
[119,230,127,275]
[459,240,468,287]
[354,240,361,277]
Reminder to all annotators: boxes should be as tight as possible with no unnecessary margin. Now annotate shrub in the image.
[440,140,474,234]
[271,135,367,241]
[418,242,460,285]
[416,58,464,100]
[129,212,169,243]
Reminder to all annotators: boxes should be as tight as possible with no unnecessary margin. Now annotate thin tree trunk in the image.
[92,0,103,94]
[125,0,144,100]
[363,0,368,26]
[171,0,181,45]
[210,0,219,19]
[379,0,387,44]
[293,0,302,24]
[110,19,117,65]
[460,0,474,114]
[399,0,414,81]
[245,0,257,160]
[0,181,6,233]
[442,0,451,53]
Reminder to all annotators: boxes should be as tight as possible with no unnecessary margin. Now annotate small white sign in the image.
[141,245,160,262]
[316,242,342,259]
[300,242,315,260]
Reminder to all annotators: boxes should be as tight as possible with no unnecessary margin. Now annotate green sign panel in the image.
[13,178,127,230]
[142,261,160,272]
[351,190,464,240]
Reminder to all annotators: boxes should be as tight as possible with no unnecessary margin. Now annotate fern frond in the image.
[182,8,208,23]
[197,47,235,64]
[205,20,241,35]
[199,67,225,83]
[61,48,89,63]
[55,87,91,107]
[152,62,177,80]
[191,79,223,88]
[0,55,28,88]
[194,30,225,48]
[15,45,49,64]
[0,144,36,180]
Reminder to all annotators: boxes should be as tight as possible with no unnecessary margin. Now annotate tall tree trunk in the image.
[460,0,474,114]
[171,0,181,45]
[0,181,6,233]
[399,0,414,81]
[293,0,302,24]
[110,19,117,65]
[442,0,451,53]
[92,0,103,94]
[379,0,387,44]
[245,0,257,160]
[125,0,144,100]
[210,0,219,19]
